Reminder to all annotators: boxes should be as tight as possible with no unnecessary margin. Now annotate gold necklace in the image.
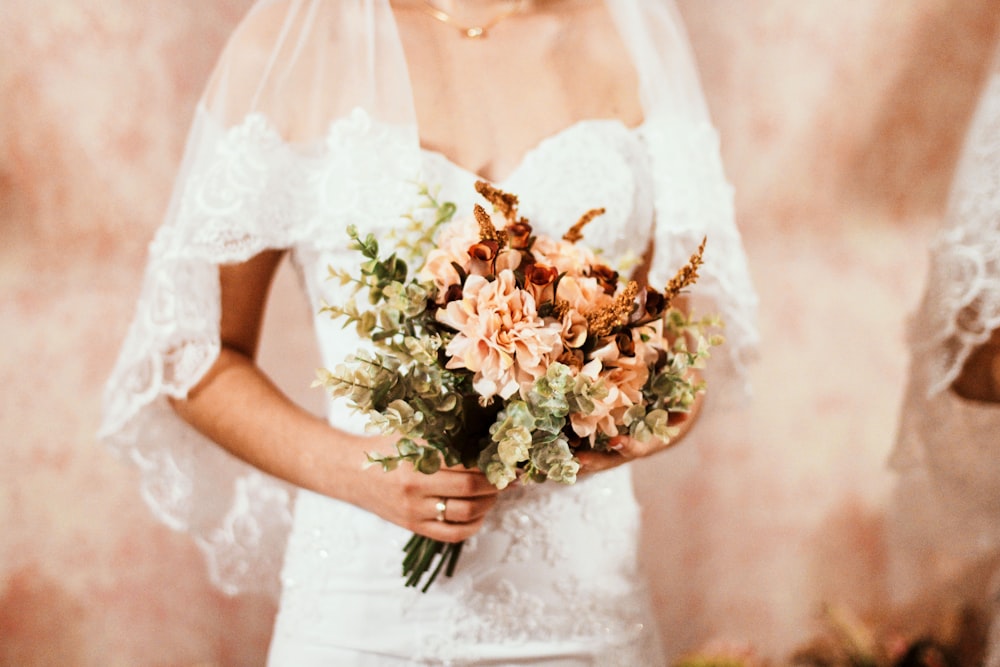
[421,0,527,39]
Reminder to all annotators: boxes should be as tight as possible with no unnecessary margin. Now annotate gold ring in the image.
[434,498,448,522]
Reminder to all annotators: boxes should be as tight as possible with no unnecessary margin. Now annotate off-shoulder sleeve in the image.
[99,0,420,597]
[97,111,313,598]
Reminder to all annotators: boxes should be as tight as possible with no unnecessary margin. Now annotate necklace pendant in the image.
[423,0,524,40]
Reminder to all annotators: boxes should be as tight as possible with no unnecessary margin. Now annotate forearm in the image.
[170,346,372,505]
[952,329,1000,404]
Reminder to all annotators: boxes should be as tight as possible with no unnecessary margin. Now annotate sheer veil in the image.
[100,0,757,598]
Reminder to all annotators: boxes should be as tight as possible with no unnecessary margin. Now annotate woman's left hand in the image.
[575,392,704,474]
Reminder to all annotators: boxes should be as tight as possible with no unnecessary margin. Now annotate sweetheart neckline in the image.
[418,117,648,185]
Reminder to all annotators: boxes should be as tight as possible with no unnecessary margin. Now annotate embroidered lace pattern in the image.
[273,472,662,665]
[911,71,1000,398]
[99,107,421,597]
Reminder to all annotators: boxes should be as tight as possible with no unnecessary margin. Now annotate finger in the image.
[418,468,501,498]
[418,517,486,543]
[608,435,651,458]
[430,495,498,524]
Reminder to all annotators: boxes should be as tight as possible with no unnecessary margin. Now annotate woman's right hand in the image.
[173,251,502,543]
[343,437,502,543]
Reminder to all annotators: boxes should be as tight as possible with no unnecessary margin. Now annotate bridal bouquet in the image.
[314,180,721,591]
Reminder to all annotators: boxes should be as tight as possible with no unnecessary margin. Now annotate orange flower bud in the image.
[468,239,500,262]
[525,263,558,287]
[641,288,666,319]
[615,331,636,357]
[443,283,465,303]
[588,264,619,295]
[505,222,533,249]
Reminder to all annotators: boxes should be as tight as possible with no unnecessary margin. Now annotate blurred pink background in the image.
[2,1,998,665]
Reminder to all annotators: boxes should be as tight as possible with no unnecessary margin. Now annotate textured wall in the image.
[2,1,998,665]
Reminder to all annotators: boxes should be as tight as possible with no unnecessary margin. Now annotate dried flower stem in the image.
[586,280,639,338]
[474,180,520,223]
[663,237,707,303]
[473,204,507,247]
[563,207,606,244]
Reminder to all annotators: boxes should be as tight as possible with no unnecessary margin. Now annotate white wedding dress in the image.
[99,2,757,665]
[272,114,667,665]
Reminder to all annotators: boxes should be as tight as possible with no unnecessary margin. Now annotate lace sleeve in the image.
[98,98,422,596]
[97,111,312,598]
[97,0,426,598]
[603,0,758,398]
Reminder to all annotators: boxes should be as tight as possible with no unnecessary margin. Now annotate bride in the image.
[100,1,757,664]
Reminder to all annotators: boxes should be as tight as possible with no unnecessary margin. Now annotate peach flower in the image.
[570,333,656,441]
[437,270,563,400]
[531,235,601,276]
[418,219,480,295]
[555,274,610,314]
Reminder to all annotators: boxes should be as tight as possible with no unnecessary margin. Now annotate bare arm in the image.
[170,251,499,541]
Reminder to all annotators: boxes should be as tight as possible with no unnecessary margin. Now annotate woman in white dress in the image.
[891,43,1000,664]
[100,1,757,664]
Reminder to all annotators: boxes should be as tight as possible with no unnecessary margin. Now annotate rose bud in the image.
[505,221,533,249]
[615,331,636,357]
[642,288,667,319]
[589,264,619,295]
[468,239,499,262]
[524,263,558,287]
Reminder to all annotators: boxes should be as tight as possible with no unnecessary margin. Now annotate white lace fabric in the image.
[271,473,663,665]
[99,0,758,617]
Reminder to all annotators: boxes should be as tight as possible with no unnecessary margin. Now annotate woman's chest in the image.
[395,3,643,184]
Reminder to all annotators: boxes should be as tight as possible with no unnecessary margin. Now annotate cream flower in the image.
[437,270,563,401]
[418,219,479,296]
[532,235,601,276]
[570,335,654,442]
[556,274,610,314]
